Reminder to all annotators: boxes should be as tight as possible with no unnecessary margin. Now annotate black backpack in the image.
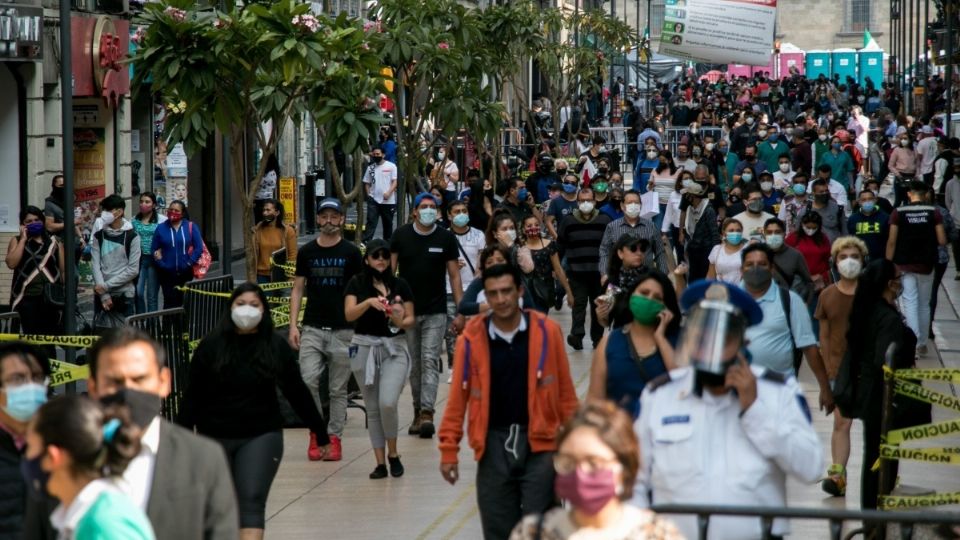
[93,228,136,258]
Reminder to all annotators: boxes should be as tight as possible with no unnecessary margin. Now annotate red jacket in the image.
[438,310,579,464]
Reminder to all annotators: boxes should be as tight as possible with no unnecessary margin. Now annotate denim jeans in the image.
[405,313,446,413]
[135,257,160,313]
[298,327,353,437]
[444,294,458,368]
[899,271,934,348]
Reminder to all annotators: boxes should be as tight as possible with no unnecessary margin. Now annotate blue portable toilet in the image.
[858,49,884,88]
[806,50,831,80]
[831,48,858,81]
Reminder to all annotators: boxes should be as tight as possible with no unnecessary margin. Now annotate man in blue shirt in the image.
[739,243,834,412]
[847,189,889,261]
[634,146,660,193]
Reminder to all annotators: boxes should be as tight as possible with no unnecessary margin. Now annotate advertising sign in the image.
[657,0,777,66]
[279,177,298,229]
[73,128,106,202]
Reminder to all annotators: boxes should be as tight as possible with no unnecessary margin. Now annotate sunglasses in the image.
[624,244,644,253]
[369,250,390,261]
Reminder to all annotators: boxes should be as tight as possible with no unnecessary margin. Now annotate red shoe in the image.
[307,432,324,461]
[323,434,342,461]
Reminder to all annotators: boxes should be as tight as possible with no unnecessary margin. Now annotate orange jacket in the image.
[438,310,579,464]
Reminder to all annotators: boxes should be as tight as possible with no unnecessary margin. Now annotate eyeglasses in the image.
[624,244,644,253]
[369,251,390,261]
[553,453,622,475]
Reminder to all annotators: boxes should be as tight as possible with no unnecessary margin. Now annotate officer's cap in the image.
[681,279,763,326]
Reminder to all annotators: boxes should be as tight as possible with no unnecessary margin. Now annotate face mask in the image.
[690,128,699,135]
[629,294,664,325]
[832,143,842,151]
[417,208,438,227]
[819,134,828,141]
[792,184,806,196]
[437,151,446,160]
[726,232,743,245]
[728,194,741,204]
[746,117,755,125]
[20,454,49,500]
[769,134,779,143]
[747,200,763,213]
[742,266,772,290]
[372,155,383,163]
[779,163,791,173]
[51,186,65,200]
[139,203,153,215]
[554,467,619,516]
[837,258,862,279]
[500,229,517,243]
[719,146,728,154]
[100,210,116,226]
[167,210,183,222]
[758,130,768,138]
[99,388,162,429]
[516,188,528,201]
[646,150,658,160]
[262,215,275,223]
[765,233,784,250]
[562,183,577,194]
[861,201,876,214]
[705,143,715,152]
[578,201,595,214]
[593,182,609,194]
[231,304,263,331]
[742,173,753,182]
[524,226,541,237]
[451,214,470,228]
[26,222,44,237]
[785,128,794,136]
[1,382,47,421]
[814,193,831,205]
[900,139,909,147]
[803,226,819,236]
[624,203,642,218]
[692,148,702,157]
[760,181,773,192]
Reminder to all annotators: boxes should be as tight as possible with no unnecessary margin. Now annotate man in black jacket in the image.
[86,327,239,540]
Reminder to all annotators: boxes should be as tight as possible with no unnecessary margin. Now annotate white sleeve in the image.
[934,158,947,191]
[630,393,655,508]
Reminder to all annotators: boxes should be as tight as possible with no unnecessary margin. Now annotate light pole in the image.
[60,0,77,362]
[646,0,651,117]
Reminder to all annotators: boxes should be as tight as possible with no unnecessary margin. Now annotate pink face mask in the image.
[554,467,618,515]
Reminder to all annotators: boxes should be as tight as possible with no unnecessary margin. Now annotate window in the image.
[650,1,665,38]
[845,0,873,33]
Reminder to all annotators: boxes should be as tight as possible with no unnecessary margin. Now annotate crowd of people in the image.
[1,69,959,540]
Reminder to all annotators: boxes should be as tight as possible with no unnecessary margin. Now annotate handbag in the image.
[524,273,555,310]
[187,222,212,279]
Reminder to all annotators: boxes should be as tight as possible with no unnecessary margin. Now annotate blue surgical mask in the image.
[451,213,470,228]
[726,232,743,245]
[2,382,47,422]
[792,184,806,196]
[861,201,876,214]
[742,173,753,182]
[832,143,842,151]
[517,188,528,201]
[417,208,438,227]
[562,183,577,194]
[769,133,779,143]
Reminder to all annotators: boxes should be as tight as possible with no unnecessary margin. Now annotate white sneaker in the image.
[446,373,453,384]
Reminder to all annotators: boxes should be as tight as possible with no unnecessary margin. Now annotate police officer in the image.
[632,280,823,540]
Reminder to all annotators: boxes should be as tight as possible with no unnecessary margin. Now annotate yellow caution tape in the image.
[879,491,960,509]
[259,281,294,291]
[0,333,99,349]
[880,444,960,465]
[269,256,297,277]
[885,417,960,444]
[175,286,231,298]
[48,359,90,387]
[894,378,960,414]
[895,368,960,383]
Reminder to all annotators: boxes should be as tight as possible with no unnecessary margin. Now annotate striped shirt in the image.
[599,217,669,276]
[558,211,612,274]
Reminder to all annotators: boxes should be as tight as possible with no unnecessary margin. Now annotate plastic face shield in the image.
[675,300,747,374]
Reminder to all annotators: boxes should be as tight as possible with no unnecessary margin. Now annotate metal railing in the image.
[651,503,960,540]
[0,312,22,334]
[181,275,234,342]
[126,308,190,422]
[660,126,724,157]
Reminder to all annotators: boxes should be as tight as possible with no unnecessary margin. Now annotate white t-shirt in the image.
[446,227,485,294]
[732,211,774,240]
[916,136,939,175]
[708,243,746,283]
[772,170,795,190]
[255,170,278,200]
[363,160,399,204]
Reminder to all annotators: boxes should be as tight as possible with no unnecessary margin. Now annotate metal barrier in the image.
[651,503,960,540]
[0,312,21,334]
[270,247,290,283]
[126,308,189,422]
[181,275,234,342]
[661,126,724,156]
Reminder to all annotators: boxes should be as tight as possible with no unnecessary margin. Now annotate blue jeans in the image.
[135,257,160,313]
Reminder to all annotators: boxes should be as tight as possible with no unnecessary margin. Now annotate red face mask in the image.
[554,467,619,516]
[167,210,182,221]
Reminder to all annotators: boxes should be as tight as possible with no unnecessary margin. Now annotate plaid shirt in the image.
[598,216,669,276]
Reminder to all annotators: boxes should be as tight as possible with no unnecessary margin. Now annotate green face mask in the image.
[629,294,665,325]
[593,182,609,194]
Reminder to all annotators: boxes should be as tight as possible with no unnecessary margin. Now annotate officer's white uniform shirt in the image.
[631,366,823,540]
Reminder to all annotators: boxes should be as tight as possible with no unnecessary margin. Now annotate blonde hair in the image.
[830,235,868,260]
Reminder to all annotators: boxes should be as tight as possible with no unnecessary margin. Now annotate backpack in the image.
[777,286,804,375]
[94,228,136,258]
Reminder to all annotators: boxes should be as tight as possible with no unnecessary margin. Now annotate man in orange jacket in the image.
[438,263,579,540]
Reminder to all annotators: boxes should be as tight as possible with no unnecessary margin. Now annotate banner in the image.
[658,0,776,66]
[74,127,106,203]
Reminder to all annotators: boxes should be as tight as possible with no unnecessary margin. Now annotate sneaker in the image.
[567,335,583,351]
[821,464,847,497]
[307,432,324,461]
[388,455,404,477]
[408,409,421,435]
[418,410,436,439]
[369,464,388,479]
[323,435,342,461]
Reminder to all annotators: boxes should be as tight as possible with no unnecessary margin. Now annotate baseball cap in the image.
[413,192,439,208]
[317,198,343,214]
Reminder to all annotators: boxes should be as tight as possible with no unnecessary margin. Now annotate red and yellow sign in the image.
[278,177,298,230]
[73,128,106,202]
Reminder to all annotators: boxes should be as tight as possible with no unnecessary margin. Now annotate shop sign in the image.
[71,16,129,106]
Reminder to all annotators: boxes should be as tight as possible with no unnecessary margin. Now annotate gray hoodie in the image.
[91,218,141,302]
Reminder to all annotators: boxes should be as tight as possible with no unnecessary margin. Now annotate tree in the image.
[131,0,385,279]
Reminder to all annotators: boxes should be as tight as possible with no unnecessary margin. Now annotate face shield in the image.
[674,299,747,375]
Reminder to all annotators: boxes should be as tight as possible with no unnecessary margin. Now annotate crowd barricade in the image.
[651,503,960,540]
[589,126,632,168]
[0,312,21,335]
[181,275,235,343]
[661,126,724,156]
[126,308,189,421]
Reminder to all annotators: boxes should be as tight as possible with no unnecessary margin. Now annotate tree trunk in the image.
[228,131,258,282]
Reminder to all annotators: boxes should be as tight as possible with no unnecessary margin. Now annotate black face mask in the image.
[51,186,65,201]
[372,156,383,163]
[369,265,392,282]
[99,387,163,429]
[694,369,728,390]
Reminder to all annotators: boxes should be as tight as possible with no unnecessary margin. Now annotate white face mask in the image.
[837,258,863,279]
[779,163,791,173]
[758,130,768,138]
[437,151,446,160]
[900,139,909,147]
[100,210,116,226]
[765,233,784,250]
[746,117,755,125]
[819,134,828,141]
[231,304,263,331]
[500,229,517,243]
[578,201,595,214]
[803,226,819,236]
[690,128,699,135]
[418,208,438,227]
[705,143,715,151]
[647,150,658,160]
[624,202,642,218]
[760,181,773,192]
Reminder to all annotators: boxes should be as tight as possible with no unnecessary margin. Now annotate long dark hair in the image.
[360,250,396,293]
[263,198,285,229]
[846,259,897,362]
[610,268,682,336]
[19,205,50,242]
[655,149,677,174]
[799,210,828,246]
[136,192,160,224]
[33,395,141,478]
[485,209,517,247]
[207,283,280,377]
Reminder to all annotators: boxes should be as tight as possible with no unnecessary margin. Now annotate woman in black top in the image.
[344,239,415,479]
[178,282,328,537]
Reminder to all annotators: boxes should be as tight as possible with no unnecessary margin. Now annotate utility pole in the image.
[60,0,77,364]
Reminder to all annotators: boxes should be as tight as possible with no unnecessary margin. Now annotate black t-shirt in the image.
[295,239,363,328]
[390,223,458,315]
[344,275,415,337]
